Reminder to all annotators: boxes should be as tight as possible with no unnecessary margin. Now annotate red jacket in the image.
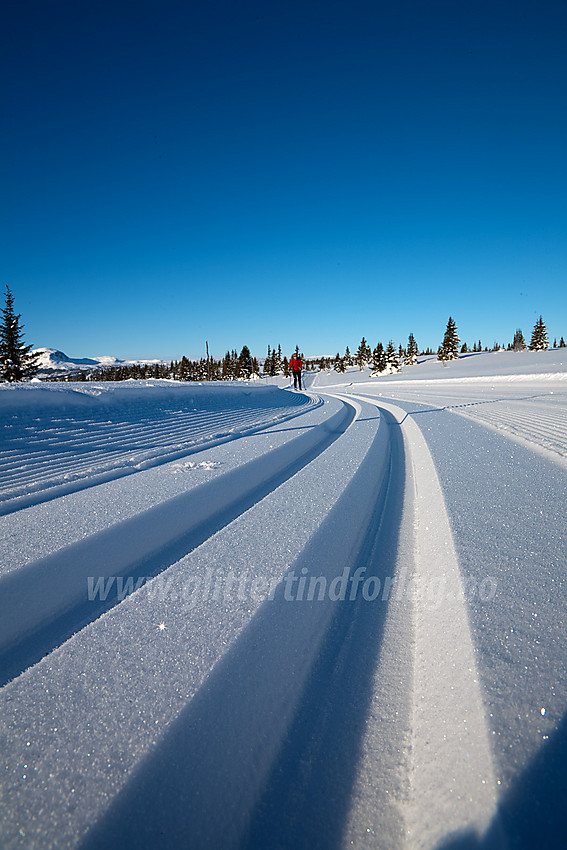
[290,355,302,372]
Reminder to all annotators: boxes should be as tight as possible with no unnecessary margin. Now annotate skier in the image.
[289,352,303,390]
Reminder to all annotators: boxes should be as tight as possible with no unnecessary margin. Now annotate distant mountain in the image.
[32,348,163,376]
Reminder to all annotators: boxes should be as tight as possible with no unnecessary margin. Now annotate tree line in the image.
[0,285,564,383]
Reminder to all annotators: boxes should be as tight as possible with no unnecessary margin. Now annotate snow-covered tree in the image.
[0,285,39,382]
[237,345,253,378]
[371,342,386,374]
[405,332,419,365]
[333,353,346,373]
[385,340,400,372]
[512,329,526,351]
[529,316,548,351]
[356,337,371,370]
[438,316,460,361]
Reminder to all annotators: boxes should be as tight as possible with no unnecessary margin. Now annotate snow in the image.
[1,352,566,848]
[31,347,164,376]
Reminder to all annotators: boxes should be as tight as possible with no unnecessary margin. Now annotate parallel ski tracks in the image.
[0,392,353,687]
[1,384,525,848]
[451,398,567,459]
[0,395,319,511]
[334,391,502,849]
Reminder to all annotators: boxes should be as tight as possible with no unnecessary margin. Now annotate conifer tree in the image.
[266,347,275,376]
[356,337,371,370]
[512,329,526,351]
[386,340,400,371]
[222,351,232,379]
[560,337,566,348]
[237,345,253,378]
[405,333,419,365]
[333,353,346,373]
[371,342,386,374]
[0,285,39,382]
[529,316,548,351]
[438,316,460,361]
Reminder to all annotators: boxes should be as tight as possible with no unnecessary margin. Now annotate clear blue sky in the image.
[2,0,566,360]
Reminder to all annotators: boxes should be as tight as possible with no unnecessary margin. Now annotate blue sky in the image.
[2,0,566,360]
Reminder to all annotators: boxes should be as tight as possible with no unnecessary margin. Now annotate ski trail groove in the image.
[0,396,387,850]
[341,394,503,848]
[243,400,412,850]
[0,396,353,687]
[0,392,321,515]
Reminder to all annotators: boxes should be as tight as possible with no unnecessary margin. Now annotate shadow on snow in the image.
[79,411,406,849]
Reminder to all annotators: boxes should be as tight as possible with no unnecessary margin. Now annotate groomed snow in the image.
[1,352,566,849]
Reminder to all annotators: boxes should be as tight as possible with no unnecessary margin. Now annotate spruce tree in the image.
[222,351,232,379]
[0,285,39,382]
[529,316,548,351]
[560,337,566,348]
[263,345,272,375]
[371,342,386,374]
[385,340,400,372]
[333,353,346,373]
[438,316,460,361]
[405,332,419,365]
[356,337,370,370]
[237,345,253,378]
[512,329,526,351]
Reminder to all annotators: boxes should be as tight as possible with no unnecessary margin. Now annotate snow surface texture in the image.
[1,352,566,849]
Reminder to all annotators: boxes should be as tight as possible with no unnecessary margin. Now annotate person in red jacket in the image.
[289,353,302,390]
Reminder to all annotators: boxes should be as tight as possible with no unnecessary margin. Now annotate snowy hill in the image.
[33,348,163,376]
[309,348,567,389]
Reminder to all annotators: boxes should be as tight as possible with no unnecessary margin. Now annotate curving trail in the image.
[1,377,566,849]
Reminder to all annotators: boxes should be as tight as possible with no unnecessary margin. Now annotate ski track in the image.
[335,394,502,849]
[340,380,567,466]
[450,398,567,462]
[0,385,317,511]
[0,374,565,849]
